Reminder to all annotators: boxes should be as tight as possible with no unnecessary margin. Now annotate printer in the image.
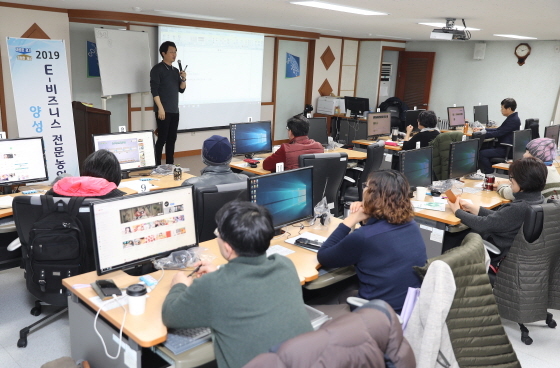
[316,96,345,115]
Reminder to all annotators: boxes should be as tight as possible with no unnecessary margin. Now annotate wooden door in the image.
[395,52,435,110]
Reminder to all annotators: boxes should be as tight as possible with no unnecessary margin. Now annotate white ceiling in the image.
[14,0,560,40]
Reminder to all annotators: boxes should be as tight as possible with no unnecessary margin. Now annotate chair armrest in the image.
[0,222,16,233]
[7,238,21,251]
[352,167,364,172]
[499,143,513,148]
[343,176,355,183]
[346,296,369,308]
[483,240,501,254]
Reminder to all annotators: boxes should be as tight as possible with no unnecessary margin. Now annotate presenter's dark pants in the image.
[478,146,507,174]
[155,112,179,165]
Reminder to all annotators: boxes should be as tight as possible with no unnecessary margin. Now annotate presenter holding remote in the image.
[150,41,186,165]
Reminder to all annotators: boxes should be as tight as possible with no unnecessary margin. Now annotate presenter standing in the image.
[150,41,186,165]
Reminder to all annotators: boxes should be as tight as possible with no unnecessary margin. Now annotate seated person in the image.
[402,110,440,150]
[474,98,521,174]
[46,149,125,199]
[263,114,323,172]
[497,138,560,200]
[182,135,247,188]
[162,201,313,368]
[317,170,427,313]
[448,157,546,261]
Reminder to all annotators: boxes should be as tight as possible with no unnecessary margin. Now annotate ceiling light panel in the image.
[290,1,388,16]
[493,34,537,40]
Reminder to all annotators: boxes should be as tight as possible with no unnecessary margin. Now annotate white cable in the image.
[94,294,128,360]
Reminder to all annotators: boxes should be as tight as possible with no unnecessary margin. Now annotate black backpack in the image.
[27,195,87,293]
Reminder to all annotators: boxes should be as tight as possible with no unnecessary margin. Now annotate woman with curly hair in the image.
[317,170,427,313]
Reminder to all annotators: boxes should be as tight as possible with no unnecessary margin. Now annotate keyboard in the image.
[163,327,212,355]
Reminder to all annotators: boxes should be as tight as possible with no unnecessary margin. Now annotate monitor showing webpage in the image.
[0,137,48,185]
[367,112,391,136]
[448,107,466,127]
[92,130,156,172]
[91,186,197,275]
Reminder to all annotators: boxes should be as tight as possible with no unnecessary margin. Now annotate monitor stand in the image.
[244,153,255,159]
[121,170,132,179]
[274,228,285,237]
[1,186,15,195]
[449,126,458,130]
[123,261,158,277]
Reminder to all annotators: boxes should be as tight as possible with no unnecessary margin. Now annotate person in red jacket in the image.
[263,115,324,172]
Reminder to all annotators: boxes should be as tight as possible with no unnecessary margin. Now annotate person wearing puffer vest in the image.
[262,114,323,172]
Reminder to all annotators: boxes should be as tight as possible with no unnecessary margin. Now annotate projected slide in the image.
[159,26,264,130]
[401,148,432,188]
[231,121,272,155]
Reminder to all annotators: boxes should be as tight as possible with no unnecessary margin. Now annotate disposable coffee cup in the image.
[127,284,147,315]
[416,187,427,201]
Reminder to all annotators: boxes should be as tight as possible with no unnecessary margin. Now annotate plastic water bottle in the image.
[173,165,182,181]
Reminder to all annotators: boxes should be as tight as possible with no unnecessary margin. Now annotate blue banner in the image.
[286,53,300,78]
[87,41,100,77]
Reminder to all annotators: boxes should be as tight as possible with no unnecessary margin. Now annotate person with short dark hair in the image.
[46,149,125,199]
[402,110,440,150]
[162,201,313,368]
[474,98,521,173]
[182,135,247,189]
[448,157,545,259]
[262,114,323,172]
[317,170,427,313]
[150,41,186,165]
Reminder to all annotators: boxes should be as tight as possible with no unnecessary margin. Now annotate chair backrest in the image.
[429,131,464,180]
[298,152,348,216]
[524,118,540,139]
[471,131,486,151]
[357,144,385,200]
[193,182,248,243]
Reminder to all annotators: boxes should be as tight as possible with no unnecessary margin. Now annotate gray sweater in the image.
[454,191,544,256]
[162,254,313,368]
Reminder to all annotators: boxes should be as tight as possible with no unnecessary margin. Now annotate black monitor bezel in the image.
[247,166,314,230]
[344,96,370,116]
[0,136,49,187]
[90,186,198,276]
[91,130,157,175]
[367,112,392,137]
[473,105,489,125]
[544,124,560,144]
[448,139,480,180]
[405,109,425,131]
[512,129,533,161]
[307,117,329,145]
[229,120,273,156]
[447,106,466,127]
[399,146,433,188]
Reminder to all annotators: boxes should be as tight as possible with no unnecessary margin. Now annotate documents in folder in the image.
[163,327,212,355]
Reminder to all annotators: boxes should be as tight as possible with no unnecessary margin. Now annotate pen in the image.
[187,265,201,278]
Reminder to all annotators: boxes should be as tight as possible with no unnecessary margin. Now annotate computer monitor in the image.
[307,117,329,145]
[448,139,479,180]
[367,112,391,138]
[0,137,48,194]
[512,129,533,161]
[230,121,272,158]
[91,186,197,276]
[92,130,157,179]
[545,124,560,145]
[448,106,466,128]
[473,105,488,125]
[405,109,425,132]
[344,96,370,117]
[399,146,433,189]
[248,167,314,232]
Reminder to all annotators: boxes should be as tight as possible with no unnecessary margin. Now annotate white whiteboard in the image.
[95,28,151,96]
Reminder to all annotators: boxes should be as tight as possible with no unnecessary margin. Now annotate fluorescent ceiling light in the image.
[493,34,537,40]
[290,1,388,16]
[375,34,411,40]
[291,25,341,32]
[153,9,233,21]
[418,22,480,31]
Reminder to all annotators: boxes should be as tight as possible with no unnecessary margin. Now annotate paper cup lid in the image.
[126,284,147,296]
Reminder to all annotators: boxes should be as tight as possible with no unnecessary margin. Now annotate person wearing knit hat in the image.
[182,135,247,189]
[497,137,560,200]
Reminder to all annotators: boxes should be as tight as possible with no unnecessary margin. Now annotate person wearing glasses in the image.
[262,114,323,172]
[162,201,312,368]
[447,157,546,264]
[317,170,427,314]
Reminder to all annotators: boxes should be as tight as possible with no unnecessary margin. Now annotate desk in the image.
[229,148,366,175]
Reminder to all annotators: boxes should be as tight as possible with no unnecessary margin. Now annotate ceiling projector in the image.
[429,18,470,41]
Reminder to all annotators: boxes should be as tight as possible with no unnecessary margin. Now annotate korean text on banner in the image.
[7,37,79,179]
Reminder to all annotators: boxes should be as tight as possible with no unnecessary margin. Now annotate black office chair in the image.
[470,131,487,151]
[0,218,20,271]
[299,152,348,217]
[494,201,560,345]
[343,142,385,203]
[525,118,540,140]
[193,182,248,243]
[12,195,98,348]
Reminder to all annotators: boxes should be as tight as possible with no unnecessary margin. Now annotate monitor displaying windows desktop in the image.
[545,124,560,145]
[248,167,313,231]
[448,139,479,180]
[92,130,157,178]
[405,109,425,131]
[399,147,433,188]
[512,129,533,162]
[0,137,48,194]
[473,105,488,125]
[307,117,328,145]
[230,121,272,157]
[91,186,197,275]
[367,112,391,137]
[448,106,466,128]
[344,96,370,117]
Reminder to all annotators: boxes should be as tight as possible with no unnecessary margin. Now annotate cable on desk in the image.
[94,294,127,360]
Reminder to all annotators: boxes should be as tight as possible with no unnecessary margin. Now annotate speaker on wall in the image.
[474,43,486,60]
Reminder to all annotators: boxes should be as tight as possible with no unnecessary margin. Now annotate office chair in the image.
[12,195,98,348]
[494,201,560,345]
[342,142,385,203]
[193,182,248,243]
[524,118,540,139]
[299,152,348,217]
[0,217,20,270]
[429,131,464,180]
[470,131,487,151]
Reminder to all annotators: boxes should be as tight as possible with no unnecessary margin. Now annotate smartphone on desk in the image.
[95,279,122,297]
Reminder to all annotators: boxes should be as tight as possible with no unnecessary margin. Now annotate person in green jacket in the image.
[162,201,313,368]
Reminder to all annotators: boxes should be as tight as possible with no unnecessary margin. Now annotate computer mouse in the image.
[249,163,258,168]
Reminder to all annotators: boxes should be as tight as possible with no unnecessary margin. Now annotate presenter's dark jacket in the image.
[262,136,323,172]
[484,111,521,145]
[150,62,185,114]
[318,218,427,313]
